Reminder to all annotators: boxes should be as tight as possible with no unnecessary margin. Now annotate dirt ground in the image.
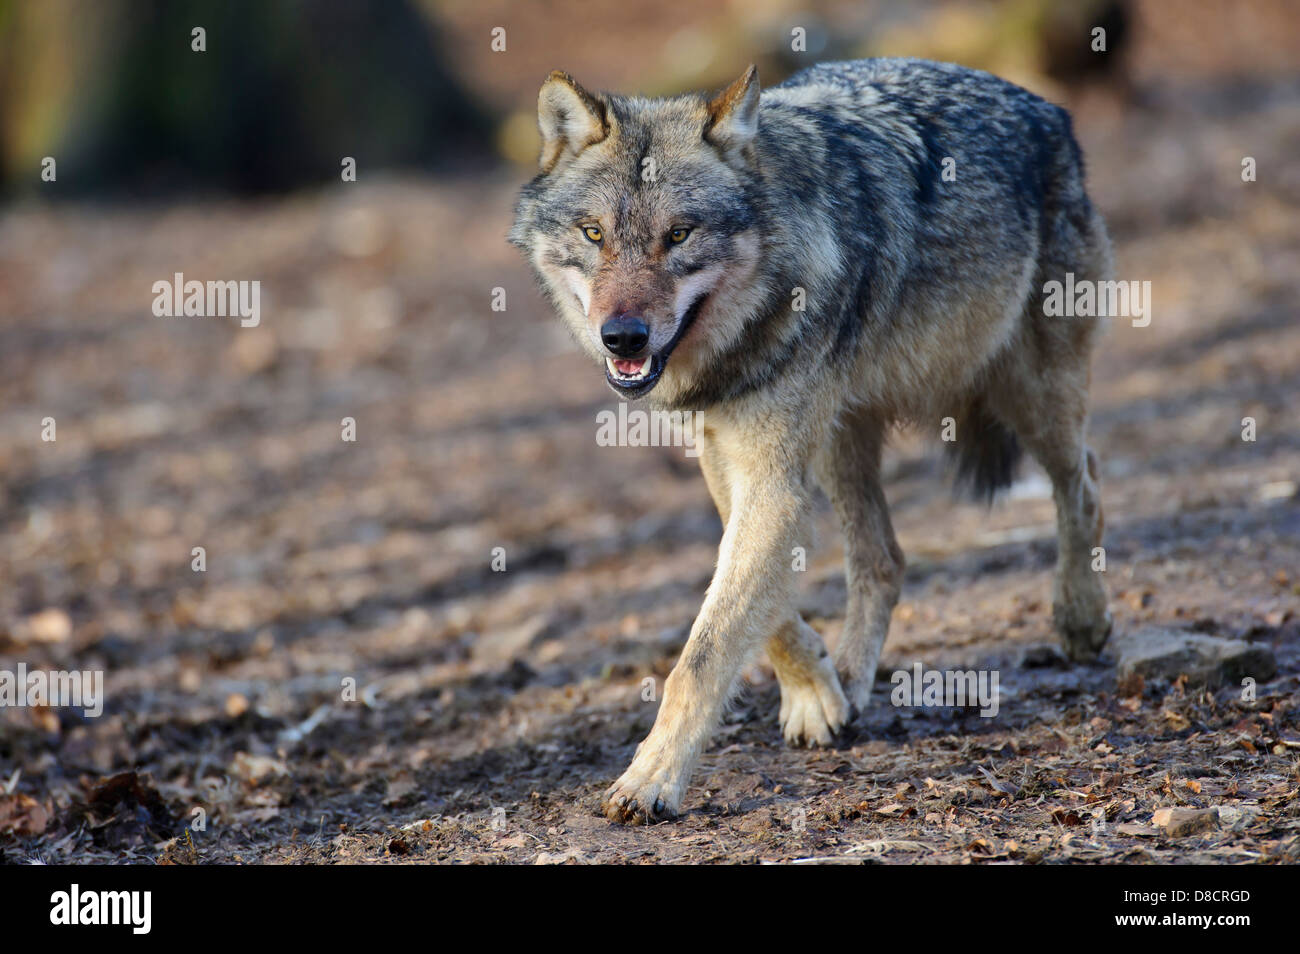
[2,7,1300,864]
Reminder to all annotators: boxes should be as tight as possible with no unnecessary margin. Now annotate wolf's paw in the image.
[778,670,850,746]
[1053,567,1111,662]
[1054,605,1112,662]
[602,754,685,825]
[839,674,876,719]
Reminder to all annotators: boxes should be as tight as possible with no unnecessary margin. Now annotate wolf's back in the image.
[767,57,1090,230]
[758,59,1101,500]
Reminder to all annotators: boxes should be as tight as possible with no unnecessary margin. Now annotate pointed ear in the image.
[537,70,608,173]
[705,65,761,156]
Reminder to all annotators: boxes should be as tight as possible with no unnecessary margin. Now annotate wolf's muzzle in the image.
[602,293,709,399]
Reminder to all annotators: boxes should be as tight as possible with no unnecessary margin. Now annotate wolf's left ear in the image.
[705,65,761,157]
[537,71,608,173]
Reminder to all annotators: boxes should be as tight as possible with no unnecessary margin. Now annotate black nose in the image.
[600,315,649,357]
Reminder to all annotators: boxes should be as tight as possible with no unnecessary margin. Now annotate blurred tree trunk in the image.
[1,0,494,196]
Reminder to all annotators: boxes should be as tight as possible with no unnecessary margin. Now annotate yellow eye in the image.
[582,225,603,243]
[669,227,691,245]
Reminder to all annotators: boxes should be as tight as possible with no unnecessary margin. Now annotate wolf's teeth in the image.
[607,356,653,382]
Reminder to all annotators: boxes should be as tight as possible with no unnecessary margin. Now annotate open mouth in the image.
[601,294,708,399]
[604,354,663,398]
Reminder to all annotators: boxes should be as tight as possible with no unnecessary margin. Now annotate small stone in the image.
[1152,807,1218,837]
[18,608,72,644]
[178,666,202,693]
[1215,805,1259,832]
[534,849,586,865]
[1113,628,1277,688]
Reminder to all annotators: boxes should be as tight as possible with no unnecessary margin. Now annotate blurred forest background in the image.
[1,0,1299,864]
[3,0,1298,195]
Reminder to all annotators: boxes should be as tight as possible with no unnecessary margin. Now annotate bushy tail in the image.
[946,399,1022,504]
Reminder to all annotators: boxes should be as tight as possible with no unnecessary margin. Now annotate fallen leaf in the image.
[1115,823,1156,837]
[230,752,289,784]
[0,793,49,837]
[1117,672,1145,698]
[977,765,1019,796]
[74,772,176,848]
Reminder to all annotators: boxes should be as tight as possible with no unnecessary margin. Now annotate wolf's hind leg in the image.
[987,322,1110,660]
[815,410,903,714]
[768,617,849,746]
[1016,416,1108,660]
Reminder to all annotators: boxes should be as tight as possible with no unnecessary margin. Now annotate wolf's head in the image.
[509,67,768,404]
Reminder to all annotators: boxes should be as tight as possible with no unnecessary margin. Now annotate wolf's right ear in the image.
[705,65,760,158]
[537,71,608,173]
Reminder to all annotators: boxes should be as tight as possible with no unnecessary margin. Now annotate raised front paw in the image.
[778,668,850,746]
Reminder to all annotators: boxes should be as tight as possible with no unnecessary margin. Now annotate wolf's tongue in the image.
[614,358,645,375]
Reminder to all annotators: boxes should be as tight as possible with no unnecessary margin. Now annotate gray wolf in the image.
[510,57,1112,824]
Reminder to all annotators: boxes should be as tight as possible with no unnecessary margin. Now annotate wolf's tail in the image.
[946,398,1022,504]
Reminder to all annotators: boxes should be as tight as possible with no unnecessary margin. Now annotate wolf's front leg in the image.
[815,409,903,714]
[603,465,813,823]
